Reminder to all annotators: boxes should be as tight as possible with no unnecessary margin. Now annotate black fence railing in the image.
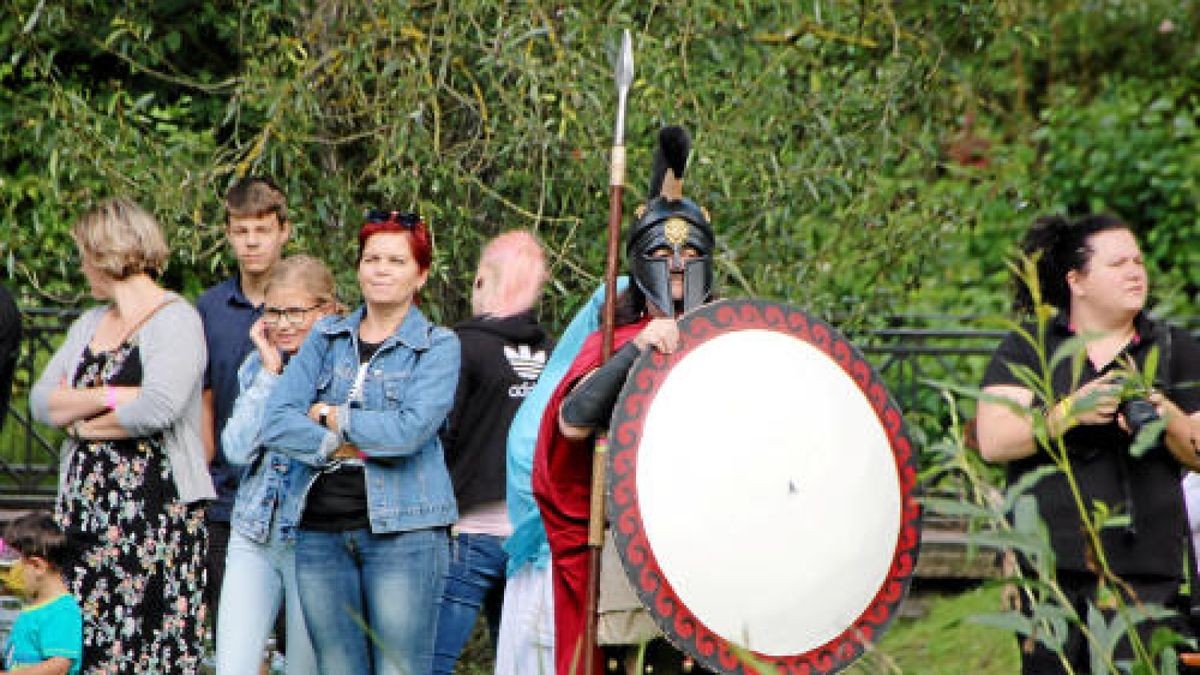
[3,309,1196,508]
[2,309,85,507]
[857,323,1009,437]
[854,315,1200,446]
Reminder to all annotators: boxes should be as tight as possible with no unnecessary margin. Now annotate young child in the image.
[215,255,336,675]
[1,512,82,675]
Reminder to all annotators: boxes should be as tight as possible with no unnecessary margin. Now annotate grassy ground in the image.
[847,583,1020,675]
[455,621,497,675]
[454,583,1020,674]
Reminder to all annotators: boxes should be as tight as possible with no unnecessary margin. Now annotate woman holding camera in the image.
[261,210,459,675]
[976,213,1200,673]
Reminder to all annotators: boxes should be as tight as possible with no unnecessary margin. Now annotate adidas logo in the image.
[504,344,547,382]
[508,381,536,398]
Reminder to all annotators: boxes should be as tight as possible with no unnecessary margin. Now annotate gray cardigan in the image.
[31,293,216,503]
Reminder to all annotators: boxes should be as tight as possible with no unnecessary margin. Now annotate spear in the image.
[601,30,633,360]
[582,28,633,675]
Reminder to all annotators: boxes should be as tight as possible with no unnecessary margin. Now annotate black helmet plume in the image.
[648,126,691,199]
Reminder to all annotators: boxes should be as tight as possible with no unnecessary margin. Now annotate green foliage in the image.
[910,0,1200,123]
[5,0,1200,330]
[0,1,1041,330]
[1036,80,1200,307]
[4,2,1200,327]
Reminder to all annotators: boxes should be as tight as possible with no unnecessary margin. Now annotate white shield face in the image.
[608,299,920,674]
[634,329,902,656]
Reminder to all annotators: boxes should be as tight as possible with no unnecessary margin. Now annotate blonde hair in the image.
[473,230,548,317]
[265,254,339,309]
[72,198,169,280]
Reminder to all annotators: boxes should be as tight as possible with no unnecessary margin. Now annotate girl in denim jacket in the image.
[261,211,460,675]
[215,255,338,675]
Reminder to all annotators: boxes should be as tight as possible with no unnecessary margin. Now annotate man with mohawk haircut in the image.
[533,126,717,674]
[434,230,555,675]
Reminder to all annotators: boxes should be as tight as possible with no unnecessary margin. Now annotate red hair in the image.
[357,213,433,272]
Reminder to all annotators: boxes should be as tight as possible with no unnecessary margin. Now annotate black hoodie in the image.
[441,310,554,514]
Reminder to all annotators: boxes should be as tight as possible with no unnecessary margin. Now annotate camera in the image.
[1117,397,1159,436]
[1110,374,1160,436]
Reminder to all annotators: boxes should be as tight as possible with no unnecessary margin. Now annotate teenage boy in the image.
[2,512,83,675]
[196,176,290,625]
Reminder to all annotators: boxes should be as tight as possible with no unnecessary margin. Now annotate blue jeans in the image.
[432,533,508,675]
[295,527,449,675]
[216,528,318,675]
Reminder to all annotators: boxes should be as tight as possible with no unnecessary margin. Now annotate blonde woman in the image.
[216,255,338,675]
[31,198,212,673]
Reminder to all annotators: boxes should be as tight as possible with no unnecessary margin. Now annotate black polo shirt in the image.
[981,312,1200,577]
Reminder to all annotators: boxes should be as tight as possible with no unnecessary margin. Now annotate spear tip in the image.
[615,29,634,89]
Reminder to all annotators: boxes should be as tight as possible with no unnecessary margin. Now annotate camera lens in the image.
[1118,398,1159,435]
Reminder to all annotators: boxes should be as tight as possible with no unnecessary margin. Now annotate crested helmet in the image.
[626,126,715,317]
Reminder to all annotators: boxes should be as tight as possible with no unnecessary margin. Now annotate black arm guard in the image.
[561,342,642,428]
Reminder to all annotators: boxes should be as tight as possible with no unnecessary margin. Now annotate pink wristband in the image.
[104,385,117,411]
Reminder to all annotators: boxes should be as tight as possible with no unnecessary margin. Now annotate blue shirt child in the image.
[3,593,83,674]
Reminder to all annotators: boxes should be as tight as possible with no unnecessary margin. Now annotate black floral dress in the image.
[55,339,209,674]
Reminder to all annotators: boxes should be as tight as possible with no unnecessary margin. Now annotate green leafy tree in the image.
[0,1,1035,330]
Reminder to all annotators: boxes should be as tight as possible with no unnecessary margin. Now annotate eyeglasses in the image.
[262,303,325,326]
[364,209,423,228]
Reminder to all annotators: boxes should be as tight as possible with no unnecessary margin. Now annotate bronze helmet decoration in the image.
[626,126,715,317]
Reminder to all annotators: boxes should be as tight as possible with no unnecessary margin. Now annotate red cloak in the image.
[532,319,648,675]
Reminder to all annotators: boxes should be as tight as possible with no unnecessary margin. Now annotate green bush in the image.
[0,1,1028,332]
[1036,79,1200,311]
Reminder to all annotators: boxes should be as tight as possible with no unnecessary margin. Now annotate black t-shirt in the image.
[981,313,1200,577]
[300,465,367,531]
[300,338,384,531]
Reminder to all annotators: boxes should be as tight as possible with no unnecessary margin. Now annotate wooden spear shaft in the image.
[582,29,633,675]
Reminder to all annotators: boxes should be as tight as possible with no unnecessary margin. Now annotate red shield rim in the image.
[606,298,921,674]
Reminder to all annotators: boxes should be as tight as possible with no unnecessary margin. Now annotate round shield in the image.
[607,298,920,674]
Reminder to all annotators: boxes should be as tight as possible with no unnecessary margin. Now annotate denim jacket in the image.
[222,351,315,544]
[261,305,461,533]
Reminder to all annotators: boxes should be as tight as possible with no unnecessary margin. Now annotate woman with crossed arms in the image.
[261,210,459,675]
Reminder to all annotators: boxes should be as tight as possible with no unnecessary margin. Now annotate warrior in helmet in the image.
[532,125,715,675]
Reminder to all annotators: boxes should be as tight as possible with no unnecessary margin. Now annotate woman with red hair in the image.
[262,210,461,675]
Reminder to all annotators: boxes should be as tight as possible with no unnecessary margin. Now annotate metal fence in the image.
[2,309,1194,508]
[1,309,83,507]
[856,320,1010,436]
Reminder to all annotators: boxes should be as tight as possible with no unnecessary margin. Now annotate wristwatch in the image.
[318,404,331,429]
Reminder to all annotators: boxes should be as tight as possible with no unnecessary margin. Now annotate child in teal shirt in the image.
[1,512,82,675]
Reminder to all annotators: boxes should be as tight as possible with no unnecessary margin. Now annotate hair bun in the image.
[1023,214,1071,258]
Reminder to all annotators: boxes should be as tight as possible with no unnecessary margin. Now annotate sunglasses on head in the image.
[364,209,422,228]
